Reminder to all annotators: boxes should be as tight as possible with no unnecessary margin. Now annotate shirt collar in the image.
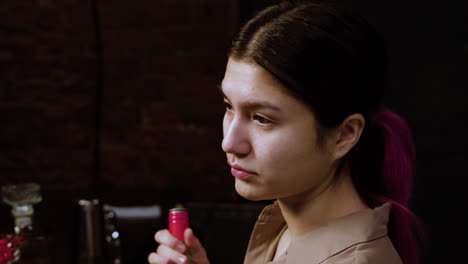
[265,202,392,264]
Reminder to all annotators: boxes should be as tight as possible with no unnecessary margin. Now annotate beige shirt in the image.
[243,202,402,264]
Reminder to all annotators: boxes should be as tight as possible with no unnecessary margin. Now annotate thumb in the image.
[184,228,209,263]
[184,228,202,250]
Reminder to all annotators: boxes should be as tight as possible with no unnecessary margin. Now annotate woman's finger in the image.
[155,229,186,252]
[148,252,170,264]
[157,244,188,264]
[184,228,203,250]
[184,228,210,264]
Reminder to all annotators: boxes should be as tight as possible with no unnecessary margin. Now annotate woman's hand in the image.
[148,228,210,264]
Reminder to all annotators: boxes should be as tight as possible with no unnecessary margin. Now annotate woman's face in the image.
[221,58,336,201]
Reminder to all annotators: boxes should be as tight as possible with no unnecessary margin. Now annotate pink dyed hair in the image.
[368,107,426,264]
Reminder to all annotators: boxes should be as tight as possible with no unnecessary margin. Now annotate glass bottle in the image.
[168,206,192,263]
[1,183,50,264]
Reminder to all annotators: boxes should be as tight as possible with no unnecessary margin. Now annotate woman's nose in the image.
[222,117,251,156]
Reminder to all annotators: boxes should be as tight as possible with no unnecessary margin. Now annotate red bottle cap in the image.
[168,207,189,241]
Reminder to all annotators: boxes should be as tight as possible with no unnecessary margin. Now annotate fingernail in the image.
[178,256,187,264]
[177,243,186,252]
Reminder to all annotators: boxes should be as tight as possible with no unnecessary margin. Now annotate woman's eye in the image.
[253,114,272,125]
[223,101,233,111]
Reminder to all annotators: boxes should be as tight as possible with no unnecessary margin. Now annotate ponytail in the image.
[350,107,426,264]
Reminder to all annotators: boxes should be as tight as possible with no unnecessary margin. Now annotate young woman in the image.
[148,1,423,263]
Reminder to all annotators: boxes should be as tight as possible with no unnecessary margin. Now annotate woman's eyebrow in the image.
[241,101,282,112]
[218,83,282,112]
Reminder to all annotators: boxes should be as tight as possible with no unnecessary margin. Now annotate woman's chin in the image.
[235,180,269,201]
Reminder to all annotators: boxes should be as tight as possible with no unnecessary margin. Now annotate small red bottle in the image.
[168,207,189,241]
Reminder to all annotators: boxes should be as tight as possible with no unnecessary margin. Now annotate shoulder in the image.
[321,235,402,264]
[284,203,402,264]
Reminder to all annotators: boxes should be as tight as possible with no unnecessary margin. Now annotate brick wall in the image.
[97,0,239,201]
[0,0,240,201]
[0,0,97,189]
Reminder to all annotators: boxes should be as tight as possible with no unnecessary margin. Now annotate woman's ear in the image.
[330,113,365,160]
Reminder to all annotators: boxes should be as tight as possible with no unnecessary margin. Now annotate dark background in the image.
[0,0,466,263]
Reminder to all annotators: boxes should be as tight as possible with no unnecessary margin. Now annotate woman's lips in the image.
[230,166,254,180]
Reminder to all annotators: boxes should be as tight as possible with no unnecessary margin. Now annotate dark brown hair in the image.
[230,0,386,127]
